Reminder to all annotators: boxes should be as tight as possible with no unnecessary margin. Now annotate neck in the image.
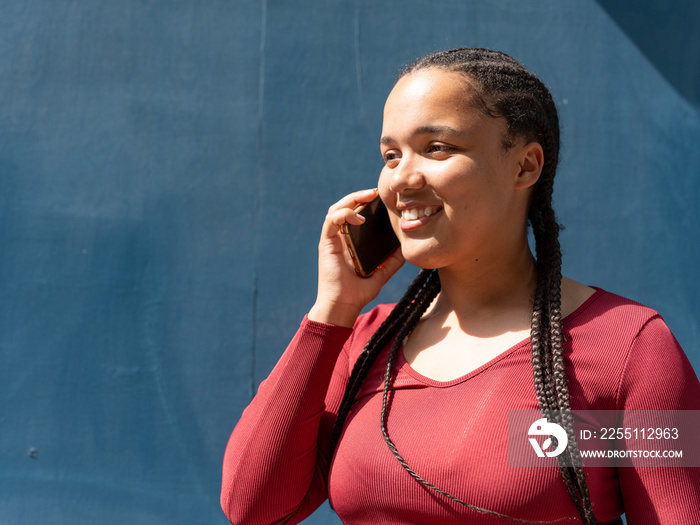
[430,244,538,329]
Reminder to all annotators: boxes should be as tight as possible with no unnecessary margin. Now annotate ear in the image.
[514,142,544,190]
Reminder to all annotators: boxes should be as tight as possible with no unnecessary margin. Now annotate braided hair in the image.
[327,49,596,524]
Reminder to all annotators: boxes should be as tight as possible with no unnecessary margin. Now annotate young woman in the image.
[221,48,700,524]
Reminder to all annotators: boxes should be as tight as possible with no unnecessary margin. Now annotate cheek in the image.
[377,168,394,206]
[377,170,402,234]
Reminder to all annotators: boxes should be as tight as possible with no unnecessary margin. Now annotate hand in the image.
[308,189,405,327]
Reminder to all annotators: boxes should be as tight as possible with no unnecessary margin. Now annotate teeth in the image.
[402,206,439,220]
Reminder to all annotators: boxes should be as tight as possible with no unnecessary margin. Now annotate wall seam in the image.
[250,0,267,399]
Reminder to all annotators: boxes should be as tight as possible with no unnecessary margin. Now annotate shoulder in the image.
[565,287,661,338]
[343,303,396,361]
[565,286,679,361]
[561,278,665,337]
[352,303,396,336]
[565,287,700,409]
[571,287,681,367]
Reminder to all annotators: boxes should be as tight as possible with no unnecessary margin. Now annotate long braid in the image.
[539,202,596,524]
[326,268,436,469]
[530,203,592,523]
[530,242,557,413]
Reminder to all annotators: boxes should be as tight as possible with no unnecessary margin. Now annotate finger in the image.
[327,188,378,214]
[320,207,366,240]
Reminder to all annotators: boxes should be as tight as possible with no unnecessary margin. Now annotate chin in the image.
[400,244,445,271]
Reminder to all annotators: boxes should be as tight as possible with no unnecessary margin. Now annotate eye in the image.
[382,150,401,166]
[427,143,455,156]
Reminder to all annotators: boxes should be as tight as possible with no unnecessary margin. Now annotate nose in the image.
[388,153,425,193]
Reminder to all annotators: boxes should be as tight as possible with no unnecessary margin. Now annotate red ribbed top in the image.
[221,289,700,524]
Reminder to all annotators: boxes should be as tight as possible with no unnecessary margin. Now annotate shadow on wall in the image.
[596,0,700,109]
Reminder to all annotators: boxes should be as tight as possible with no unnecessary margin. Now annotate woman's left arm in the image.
[616,315,700,524]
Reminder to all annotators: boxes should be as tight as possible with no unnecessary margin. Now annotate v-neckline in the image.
[397,287,605,388]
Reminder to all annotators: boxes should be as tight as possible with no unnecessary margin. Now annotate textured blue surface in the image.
[0,1,697,523]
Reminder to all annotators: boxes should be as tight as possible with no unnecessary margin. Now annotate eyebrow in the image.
[380,125,467,145]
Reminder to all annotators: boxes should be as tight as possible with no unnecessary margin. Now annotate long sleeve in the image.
[221,316,353,525]
[615,315,700,524]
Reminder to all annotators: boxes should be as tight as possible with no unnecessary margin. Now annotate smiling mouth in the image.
[401,206,441,220]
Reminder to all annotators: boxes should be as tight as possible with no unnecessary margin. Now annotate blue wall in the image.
[1,1,698,523]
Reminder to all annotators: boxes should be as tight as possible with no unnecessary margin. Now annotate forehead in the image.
[385,70,484,125]
[381,69,496,139]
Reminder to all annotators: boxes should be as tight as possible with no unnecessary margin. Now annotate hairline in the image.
[397,65,521,152]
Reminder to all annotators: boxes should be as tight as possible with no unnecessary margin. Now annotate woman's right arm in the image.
[220,189,404,525]
[220,316,353,525]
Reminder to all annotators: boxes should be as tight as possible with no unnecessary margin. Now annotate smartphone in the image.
[341,196,401,278]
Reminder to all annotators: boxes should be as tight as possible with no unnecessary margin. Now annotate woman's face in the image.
[377,68,536,271]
